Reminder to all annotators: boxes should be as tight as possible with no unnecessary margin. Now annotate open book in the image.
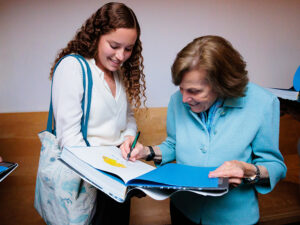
[0,161,18,182]
[59,146,229,202]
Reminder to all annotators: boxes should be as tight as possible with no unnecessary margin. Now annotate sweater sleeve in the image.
[252,95,287,194]
[122,103,137,138]
[52,56,87,148]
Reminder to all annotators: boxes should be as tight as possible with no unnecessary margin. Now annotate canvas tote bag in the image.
[34,55,97,225]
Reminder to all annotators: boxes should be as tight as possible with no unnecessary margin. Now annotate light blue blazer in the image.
[158,82,287,225]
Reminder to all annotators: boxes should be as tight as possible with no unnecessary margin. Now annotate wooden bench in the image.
[0,109,299,225]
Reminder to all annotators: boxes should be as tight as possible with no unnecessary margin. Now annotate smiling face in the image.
[95,28,137,73]
[180,69,218,113]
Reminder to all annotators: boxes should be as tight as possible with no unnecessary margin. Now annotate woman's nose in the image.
[116,49,125,61]
[182,92,191,103]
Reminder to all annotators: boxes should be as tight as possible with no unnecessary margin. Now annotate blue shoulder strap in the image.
[75,55,93,141]
[46,54,93,146]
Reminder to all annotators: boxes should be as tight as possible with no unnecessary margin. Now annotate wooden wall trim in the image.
[0,112,48,139]
[0,108,168,144]
[0,109,299,225]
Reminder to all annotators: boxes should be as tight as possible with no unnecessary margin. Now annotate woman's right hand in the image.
[120,141,148,161]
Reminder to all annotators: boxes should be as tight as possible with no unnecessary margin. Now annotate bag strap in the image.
[46,54,93,146]
[76,55,93,141]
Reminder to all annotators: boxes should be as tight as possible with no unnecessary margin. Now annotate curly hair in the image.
[50,2,146,109]
[171,35,248,98]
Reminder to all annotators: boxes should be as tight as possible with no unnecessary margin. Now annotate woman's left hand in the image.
[208,160,257,187]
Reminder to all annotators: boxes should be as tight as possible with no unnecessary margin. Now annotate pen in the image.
[127,131,140,160]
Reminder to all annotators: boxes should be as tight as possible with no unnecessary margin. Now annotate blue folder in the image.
[127,163,228,190]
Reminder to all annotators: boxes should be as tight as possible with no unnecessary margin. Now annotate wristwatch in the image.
[146,146,155,161]
[243,164,261,184]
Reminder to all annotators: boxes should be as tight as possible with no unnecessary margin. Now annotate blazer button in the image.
[200,147,207,153]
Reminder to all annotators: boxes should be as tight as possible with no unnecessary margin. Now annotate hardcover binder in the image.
[59,146,229,202]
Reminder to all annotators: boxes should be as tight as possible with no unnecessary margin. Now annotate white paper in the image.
[65,146,155,183]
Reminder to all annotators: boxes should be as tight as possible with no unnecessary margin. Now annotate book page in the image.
[64,146,155,183]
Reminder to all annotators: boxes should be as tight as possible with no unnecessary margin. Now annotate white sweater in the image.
[52,56,137,148]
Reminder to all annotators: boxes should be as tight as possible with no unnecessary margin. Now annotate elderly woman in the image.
[121,35,286,225]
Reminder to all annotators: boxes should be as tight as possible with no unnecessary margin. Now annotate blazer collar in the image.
[223,95,245,108]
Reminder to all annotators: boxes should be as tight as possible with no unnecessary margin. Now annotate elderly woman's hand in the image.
[119,137,148,161]
[208,160,260,187]
[119,135,136,154]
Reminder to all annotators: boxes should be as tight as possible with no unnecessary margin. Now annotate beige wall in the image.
[1,0,300,112]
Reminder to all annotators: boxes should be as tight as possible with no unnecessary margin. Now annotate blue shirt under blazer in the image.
[158,82,287,225]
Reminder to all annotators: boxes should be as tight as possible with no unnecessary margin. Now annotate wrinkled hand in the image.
[119,137,148,161]
[119,135,135,155]
[208,160,249,187]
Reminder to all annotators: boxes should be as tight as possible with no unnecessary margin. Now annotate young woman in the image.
[52,2,146,225]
